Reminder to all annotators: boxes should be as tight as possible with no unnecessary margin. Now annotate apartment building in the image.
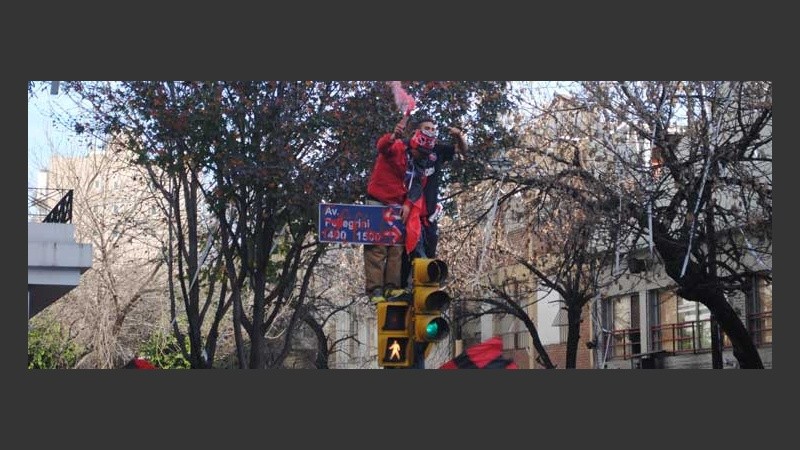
[464,82,772,369]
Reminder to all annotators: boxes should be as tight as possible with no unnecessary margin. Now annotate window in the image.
[647,289,659,351]
[499,280,528,349]
[499,314,516,350]
[747,275,772,346]
[558,311,569,344]
[348,317,358,358]
[508,279,521,301]
[677,297,712,351]
[516,331,530,349]
[603,293,640,358]
[503,197,527,233]
[550,298,569,344]
[649,288,712,354]
[630,295,641,355]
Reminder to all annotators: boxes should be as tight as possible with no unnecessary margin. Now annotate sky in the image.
[27,87,88,188]
[27,81,576,189]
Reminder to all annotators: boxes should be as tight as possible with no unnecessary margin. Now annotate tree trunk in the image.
[695,288,763,369]
[565,305,582,369]
[649,218,764,368]
[302,312,329,369]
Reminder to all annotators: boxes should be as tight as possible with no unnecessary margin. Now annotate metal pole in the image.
[710,315,723,369]
[454,299,463,357]
[411,342,426,369]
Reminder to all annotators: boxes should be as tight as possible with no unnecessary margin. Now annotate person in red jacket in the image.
[364,117,421,303]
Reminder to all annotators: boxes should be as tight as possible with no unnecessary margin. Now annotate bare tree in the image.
[37,143,168,368]
[442,90,637,369]
[470,82,771,369]
[571,81,772,368]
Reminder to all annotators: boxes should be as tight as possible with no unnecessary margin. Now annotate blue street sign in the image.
[318,203,405,246]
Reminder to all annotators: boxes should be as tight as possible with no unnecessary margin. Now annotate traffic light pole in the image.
[410,342,426,369]
[454,299,463,357]
[376,257,451,369]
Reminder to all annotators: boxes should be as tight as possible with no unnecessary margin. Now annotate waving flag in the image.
[439,336,518,369]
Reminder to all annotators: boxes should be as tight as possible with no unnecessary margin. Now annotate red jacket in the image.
[367,133,427,253]
[367,133,411,205]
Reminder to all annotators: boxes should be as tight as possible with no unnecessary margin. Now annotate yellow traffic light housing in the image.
[412,285,450,312]
[413,257,448,284]
[411,258,451,344]
[413,313,450,342]
[377,301,414,368]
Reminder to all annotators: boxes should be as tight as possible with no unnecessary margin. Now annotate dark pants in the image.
[401,222,439,288]
[423,221,439,258]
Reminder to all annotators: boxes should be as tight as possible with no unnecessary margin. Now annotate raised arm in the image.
[377,118,410,154]
[448,126,467,156]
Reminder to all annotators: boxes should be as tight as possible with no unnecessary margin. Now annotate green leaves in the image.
[138,331,190,369]
[27,319,82,369]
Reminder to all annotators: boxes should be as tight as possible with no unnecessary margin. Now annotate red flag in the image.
[404,196,425,254]
[124,357,157,369]
[440,336,518,369]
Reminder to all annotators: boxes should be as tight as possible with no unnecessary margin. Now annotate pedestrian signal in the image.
[377,302,413,367]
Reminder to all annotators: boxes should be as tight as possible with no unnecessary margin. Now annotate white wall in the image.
[537,286,562,345]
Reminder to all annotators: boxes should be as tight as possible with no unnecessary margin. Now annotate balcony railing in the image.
[650,313,772,355]
[609,312,771,359]
[28,188,73,224]
[650,321,711,354]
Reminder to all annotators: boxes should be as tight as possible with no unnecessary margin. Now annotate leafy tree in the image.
[63,81,515,368]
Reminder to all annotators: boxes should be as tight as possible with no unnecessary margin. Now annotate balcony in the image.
[608,312,772,359]
[28,188,92,317]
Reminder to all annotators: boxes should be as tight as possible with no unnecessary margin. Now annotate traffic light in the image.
[376,301,414,368]
[411,258,450,343]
